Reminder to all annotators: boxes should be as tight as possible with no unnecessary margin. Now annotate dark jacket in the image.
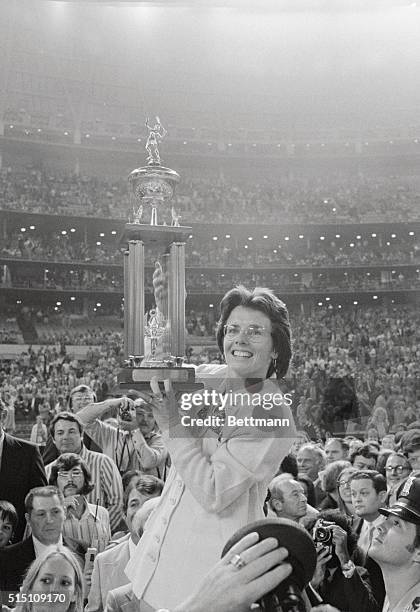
[0,536,86,597]
[306,564,380,612]
[0,433,47,542]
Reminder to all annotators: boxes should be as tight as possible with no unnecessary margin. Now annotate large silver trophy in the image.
[118,117,197,391]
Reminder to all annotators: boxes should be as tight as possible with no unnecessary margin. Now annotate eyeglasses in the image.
[223,324,268,343]
[71,395,94,402]
[57,469,84,479]
[385,465,409,473]
[337,480,352,488]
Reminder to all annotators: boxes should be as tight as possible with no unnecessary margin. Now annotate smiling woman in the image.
[125,286,297,610]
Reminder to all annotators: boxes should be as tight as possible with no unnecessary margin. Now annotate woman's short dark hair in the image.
[0,500,18,531]
[376,449,394,476]
[216,285,292,379]
[279,454,298,479]
[48,453,94,496]
[323,460,352,494]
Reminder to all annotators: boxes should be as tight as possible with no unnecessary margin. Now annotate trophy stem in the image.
[169,242,186,357]
[150,204,158,226]
[125,240,145,358]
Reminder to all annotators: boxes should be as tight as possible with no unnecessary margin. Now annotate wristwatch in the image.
[341,559,356,578]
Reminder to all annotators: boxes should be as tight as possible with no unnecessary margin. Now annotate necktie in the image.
[366,524,375,556]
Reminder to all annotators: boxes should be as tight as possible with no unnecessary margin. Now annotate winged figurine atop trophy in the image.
[145,116,167,166]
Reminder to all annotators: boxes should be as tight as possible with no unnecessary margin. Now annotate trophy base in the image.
[118,366,203,392]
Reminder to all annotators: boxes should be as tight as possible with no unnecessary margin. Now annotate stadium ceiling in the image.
[47,0,418,8]
[1,0,419,136]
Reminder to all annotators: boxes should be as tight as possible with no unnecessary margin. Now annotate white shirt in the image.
[32,534,64,558]
[125,364,297,609]
[0,428,4,464]
[128,536,137,559]
[358,515,385,555]
[382,581,420,612]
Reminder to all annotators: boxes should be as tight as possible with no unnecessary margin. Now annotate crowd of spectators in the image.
[1,165,420,224]
[2,380,420,610]
[0,232,122,265]
[186,269,420,293]
[3,268,123,292]
[2,157,420,611]
[2,230,419,270]
[0,323,22,344]
[0,294,420,610]
[188,240,420,268]
[2,259,420,294]
[1,303,419,438]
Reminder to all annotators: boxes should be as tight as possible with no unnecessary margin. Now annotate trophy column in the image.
[169,242,186,358]
[125,240,145,358]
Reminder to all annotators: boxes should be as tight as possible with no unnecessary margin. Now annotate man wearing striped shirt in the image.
[44,412,123,532]
[48,452,111,552]
[77,394,167,477]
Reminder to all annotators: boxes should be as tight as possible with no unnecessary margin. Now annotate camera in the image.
[313,519,335,554]
[118,398,134,422]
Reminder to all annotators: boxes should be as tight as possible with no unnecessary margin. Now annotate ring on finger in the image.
[229,553,247,570]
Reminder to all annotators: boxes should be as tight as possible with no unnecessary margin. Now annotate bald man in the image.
[268,474,308,522]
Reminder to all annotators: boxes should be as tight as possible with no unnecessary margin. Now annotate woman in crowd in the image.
[0,500,18,548]
[4,548,84,612]
[318,460,351,511]
[376,448,393,476]
[126,286,297,610]
[367,406,389,440]
[336,466,358,524]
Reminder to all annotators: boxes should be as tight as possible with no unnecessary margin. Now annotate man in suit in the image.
[350,470,387,609]
[297,443,327,507]
[0,410,47,542]
[86,479,163,611]
[0,485,85,598]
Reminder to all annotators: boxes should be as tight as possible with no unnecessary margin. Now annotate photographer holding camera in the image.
[306,509,381,612]
[77,393,167,477]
